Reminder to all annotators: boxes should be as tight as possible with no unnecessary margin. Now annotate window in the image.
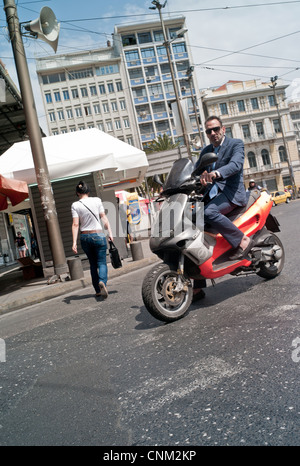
[45,92,52,103]
[81,87,88,97]
[156,45,167,56]
[237,100,245,112]
[225,127,233,138]
[93,104,101,115]
[268,95,276,107]
[141,47,155,58]
[164,82,174,94]
[107,83,114,93]
[42,72,66,84]
[115,119,121,130]
[160,63,171,74]
[102,102,109,113]
[58,110,64,121]
[75,107,82,117]
[261,149,270,165]
[71,88,79,99]
[256,122,264,136]
[172,43,186,54]
[138,32,152,44]
[251,97,259,110]
[153,30,164,42]
[120,100,126,110]
[89,85,97,96]
[84,105,91,116]
[273,119,281,133]
[124,50,139,62]
[279,145,287,162]
[247,151,257,168]
[149,84,162,95]
[99,84,105,95]
[242,124,251,139]
[116,81,123,91]
[169,27,182,40]
[49,111,55,122]
[122,34,137,46]
[123,118,130,128]
[106,120,113,131]
[66,108,73,119]
[220,103,228,115]
[127,136,133,145]
[133,87,146,98]
[54,91,61,102]
[97,122,104,131]
[95,64,119,76]
[63,90,70,100]
[68,68,93,80]
[111,101,118,112]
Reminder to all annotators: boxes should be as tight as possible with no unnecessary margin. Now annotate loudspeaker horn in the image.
[24,7,60,53]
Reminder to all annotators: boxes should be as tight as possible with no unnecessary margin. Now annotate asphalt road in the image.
[0,201,299,446]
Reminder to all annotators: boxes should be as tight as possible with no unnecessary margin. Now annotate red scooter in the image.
[142,155,284,322]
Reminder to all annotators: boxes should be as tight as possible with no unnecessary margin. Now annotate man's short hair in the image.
[205,115,223,127]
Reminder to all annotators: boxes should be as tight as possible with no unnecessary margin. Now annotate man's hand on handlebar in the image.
[200,170,218,186]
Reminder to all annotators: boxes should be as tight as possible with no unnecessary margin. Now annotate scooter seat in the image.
[204,189,261,234]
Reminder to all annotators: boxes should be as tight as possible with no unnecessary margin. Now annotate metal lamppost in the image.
[149,0,192,160]
[269,76,297,198]
[3,0,68,281]
[186,66,203,147]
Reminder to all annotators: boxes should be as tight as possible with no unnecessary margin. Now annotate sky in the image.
[1,0,300,134]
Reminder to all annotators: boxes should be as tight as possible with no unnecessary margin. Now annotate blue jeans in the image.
[80,233,107,293]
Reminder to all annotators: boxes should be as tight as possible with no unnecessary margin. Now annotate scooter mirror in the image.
[191,152,218,177]
[153,174,164,186]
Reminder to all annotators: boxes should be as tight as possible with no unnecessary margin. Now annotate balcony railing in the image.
[244,162,281,175]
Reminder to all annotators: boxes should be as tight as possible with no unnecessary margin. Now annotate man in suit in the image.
[192,115,253,301]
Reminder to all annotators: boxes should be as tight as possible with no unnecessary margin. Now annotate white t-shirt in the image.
[71,197,105,231]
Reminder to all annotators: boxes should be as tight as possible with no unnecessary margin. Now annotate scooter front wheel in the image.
[142,263,193,323]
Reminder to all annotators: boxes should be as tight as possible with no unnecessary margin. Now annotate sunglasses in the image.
[205,126,221,135]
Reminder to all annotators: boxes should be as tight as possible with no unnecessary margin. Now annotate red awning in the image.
[0,174,28,211]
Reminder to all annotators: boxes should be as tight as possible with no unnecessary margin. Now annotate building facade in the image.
[35,45,140,148]
[35,17,203,153]
[288,100,300,154]
[201,79,300,191]
[114,17,203,150]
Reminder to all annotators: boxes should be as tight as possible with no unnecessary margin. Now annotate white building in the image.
[35,44,140,148]
[202,79,300,191]
[114,17,204,150]
[288,100,300,154]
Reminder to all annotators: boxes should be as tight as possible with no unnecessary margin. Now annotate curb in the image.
[0,255,159,315]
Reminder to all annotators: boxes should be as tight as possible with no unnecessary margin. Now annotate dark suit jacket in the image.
[196,136,247,206]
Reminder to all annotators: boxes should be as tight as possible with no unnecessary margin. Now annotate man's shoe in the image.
[228,239,254,261]
[192,289,206,303]
[98,281,108,298]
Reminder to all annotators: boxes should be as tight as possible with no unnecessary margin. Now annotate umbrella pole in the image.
[3,0,69,281]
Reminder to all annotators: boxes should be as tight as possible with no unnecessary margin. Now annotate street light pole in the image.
[186,66,203,146]
[150,0,192,160]
[3,0,68,280]
[269,76,297,198]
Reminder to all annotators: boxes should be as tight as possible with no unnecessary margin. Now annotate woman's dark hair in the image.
[76,180,90,195]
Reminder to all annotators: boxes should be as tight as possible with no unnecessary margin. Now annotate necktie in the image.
[209,146,220,199]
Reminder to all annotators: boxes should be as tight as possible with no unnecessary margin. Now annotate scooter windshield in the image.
[163,158,194,191]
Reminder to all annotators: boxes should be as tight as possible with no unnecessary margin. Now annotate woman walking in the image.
[71,181,113,298]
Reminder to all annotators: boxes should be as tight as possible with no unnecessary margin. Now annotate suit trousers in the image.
[204,191,244,249]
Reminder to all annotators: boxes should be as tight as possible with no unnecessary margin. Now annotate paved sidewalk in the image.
[0,239,159,315]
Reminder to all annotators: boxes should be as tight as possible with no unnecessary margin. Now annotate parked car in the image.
[270,190,291,206]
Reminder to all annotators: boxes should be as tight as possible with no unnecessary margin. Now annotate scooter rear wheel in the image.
[256,233,285,279]
[142,263,193,323]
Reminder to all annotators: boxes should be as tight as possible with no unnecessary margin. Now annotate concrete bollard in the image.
[67,257,84,280]
[130,241,144,261]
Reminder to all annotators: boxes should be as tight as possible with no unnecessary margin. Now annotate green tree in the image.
[145,134,179,154]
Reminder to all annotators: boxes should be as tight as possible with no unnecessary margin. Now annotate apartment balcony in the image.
[150,93,164,102]
[137,114,151,123]
[131,78,145,86]
[127,60,141,67]
[244,162,281,176]
[142,57,157,65]
[153,111,168,120]
[134,96,148,104]
[243,132,277,144]
[141,132,155,141]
